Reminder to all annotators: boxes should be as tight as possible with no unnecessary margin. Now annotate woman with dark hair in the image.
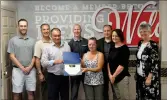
[107,29,130,100]
[135,23,160,100]
[81,37,104,100]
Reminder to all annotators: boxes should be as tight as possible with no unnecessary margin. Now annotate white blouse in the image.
[137,42,148,76]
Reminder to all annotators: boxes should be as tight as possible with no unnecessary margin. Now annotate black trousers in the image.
[41,70,48,100]
[47,73,69,100]
[103,71,109,100]
[70,74,84,100]
[136,74,147,100]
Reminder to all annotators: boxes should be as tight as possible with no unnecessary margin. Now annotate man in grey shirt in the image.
[7,19,36,100]
[41,28,71,100]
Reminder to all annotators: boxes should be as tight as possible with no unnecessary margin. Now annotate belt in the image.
[13,65,18,68]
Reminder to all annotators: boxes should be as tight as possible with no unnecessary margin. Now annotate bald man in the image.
[68,24,88,100]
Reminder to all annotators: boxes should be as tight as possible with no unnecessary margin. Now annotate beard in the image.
[19,30,27,35]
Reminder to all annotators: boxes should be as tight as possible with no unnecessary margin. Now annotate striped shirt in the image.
[41,41,71,75]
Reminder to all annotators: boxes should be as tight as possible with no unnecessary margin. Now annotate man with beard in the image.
[7,19,36,100]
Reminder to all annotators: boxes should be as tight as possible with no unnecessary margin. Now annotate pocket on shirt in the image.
[81,45,87,46]
[81,45,88,52]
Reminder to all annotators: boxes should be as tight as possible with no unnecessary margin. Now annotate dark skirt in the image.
[136,74,160,100]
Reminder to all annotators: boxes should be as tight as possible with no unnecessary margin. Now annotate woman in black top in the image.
[107,29,130,100]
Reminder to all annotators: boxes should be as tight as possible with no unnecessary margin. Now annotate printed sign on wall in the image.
[92,1,159,47]
[18,1,159,47]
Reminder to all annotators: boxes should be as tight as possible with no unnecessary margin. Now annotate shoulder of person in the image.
[35,39,42,44]
[9,36,17,41]
[137,40,143,46]
[149,40,159,51]
[27,36,36,42]
[97,38,104,47]
[111,41,114,44]
[64,41,70,46]
[36,39,43,43]
[68,38,75,46]
[8,35,20,44]
[118,45,130,55]
[110,41,115,47]
[27,36,34,39]
[97,38,104,42]
[122,44,129,48]
[68,38,74,43]
[150,40,158,46]
[98,51,104,56]
[122,44,130,50]
[82,52,86,58]
[64,41,68,44]
[81,37,88,42]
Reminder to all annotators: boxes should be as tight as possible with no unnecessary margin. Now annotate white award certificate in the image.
[63,52,82,76]
[64,64,82,76]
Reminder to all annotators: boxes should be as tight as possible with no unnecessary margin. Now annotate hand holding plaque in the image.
[63,52,82,76]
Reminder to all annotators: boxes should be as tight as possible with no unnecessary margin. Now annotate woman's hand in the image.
[145,77,151,86]
[111,76,115,84]
[109,74,112,82]
[109,74,115,84]
[81,68,88,73]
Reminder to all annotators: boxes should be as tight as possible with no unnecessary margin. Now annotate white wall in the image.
[16,1,159,46]
[1,1,18,99]
[159,1,167,100]
[1,1,17,10]
[160,1,167,62]
[2,1,166,100]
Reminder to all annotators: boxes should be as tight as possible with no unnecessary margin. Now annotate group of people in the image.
[7,18,160,100]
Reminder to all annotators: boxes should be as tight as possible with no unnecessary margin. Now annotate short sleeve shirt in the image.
[108,44,130,83]
[34,39,52,58]
[7,35,36,67]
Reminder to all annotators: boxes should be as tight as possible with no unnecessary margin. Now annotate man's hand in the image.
[54,59,64,64]
[38,73,45,82]
[24,66,32,74]
[20,67,29,74]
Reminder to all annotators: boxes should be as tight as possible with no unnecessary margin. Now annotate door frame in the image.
[1,1,18,99]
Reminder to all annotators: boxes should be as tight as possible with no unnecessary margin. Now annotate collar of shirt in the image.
[52,41,65,47]
[104,39,111,43]
[18,34,29,40]
[73,37,83,41]
[42,37,52,43]
[104,40,111,44]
